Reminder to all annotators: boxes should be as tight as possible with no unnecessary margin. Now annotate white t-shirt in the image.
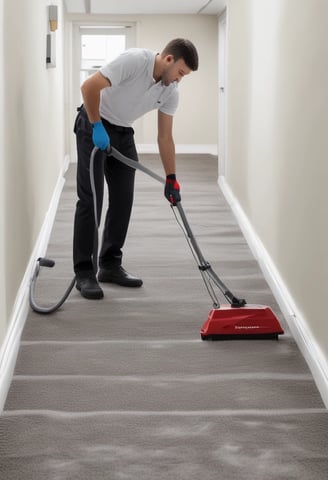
[99,48,179,127]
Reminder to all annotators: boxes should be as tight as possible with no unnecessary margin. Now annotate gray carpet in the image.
[0,153,327,479]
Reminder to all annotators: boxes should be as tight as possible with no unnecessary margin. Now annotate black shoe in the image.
[76,273,104,299]
[98,266,143,287]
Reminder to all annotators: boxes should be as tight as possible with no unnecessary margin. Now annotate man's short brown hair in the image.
[162,38,199,71]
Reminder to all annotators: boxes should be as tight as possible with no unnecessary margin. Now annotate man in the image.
[73,38,199,299]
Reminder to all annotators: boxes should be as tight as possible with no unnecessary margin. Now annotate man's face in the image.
[161,56,191,86]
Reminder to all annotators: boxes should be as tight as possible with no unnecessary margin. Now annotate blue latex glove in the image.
[92,121,110,151]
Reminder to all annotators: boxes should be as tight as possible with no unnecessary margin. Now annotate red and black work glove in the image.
[164,174,181,206]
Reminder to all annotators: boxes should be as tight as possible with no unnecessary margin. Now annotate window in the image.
[79,25,135,85]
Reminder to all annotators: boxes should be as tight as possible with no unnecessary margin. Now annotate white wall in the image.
[225,0,328,389]
[0,0,66,347]
[0,0,5,342]
[135,15,218,147]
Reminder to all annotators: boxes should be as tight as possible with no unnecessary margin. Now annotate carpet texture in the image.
[0,153,327,479]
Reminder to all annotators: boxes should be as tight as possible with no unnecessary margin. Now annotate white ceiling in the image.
[64,0,226,16]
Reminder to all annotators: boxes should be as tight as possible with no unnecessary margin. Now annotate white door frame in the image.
[218,10,227,178]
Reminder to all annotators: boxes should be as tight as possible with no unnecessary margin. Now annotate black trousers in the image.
[73,106,138,274]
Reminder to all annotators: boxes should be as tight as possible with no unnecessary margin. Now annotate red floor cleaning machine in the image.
[110,147,284,341]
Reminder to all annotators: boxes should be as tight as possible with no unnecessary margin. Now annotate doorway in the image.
[69,23,136,159]
[78,25,135,99]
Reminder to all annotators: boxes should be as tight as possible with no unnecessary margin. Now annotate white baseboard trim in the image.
[0,155,70,412]
[137,144,218,155]
[218,175,328,408]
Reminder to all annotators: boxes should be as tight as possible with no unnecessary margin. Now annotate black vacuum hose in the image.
[29,258,76,314]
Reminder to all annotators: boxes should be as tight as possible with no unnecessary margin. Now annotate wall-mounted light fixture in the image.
[49,5,58,32]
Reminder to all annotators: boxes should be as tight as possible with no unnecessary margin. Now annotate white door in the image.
[218,12,227,177]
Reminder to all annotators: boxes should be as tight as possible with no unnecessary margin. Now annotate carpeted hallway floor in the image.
[0,153,327,479]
